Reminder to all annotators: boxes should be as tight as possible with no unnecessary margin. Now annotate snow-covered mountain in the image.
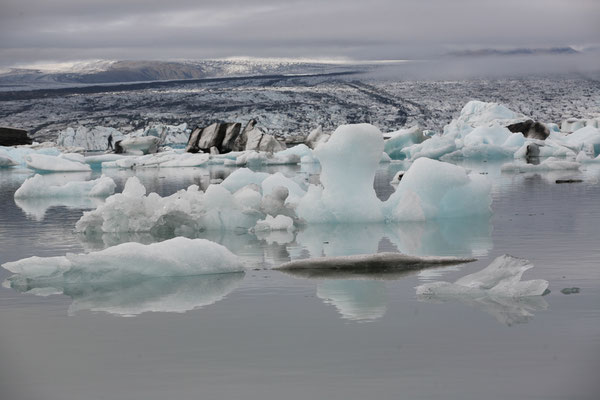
[0,59,356,90]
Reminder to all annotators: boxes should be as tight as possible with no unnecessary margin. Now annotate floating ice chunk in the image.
[297,124,385,223]
[0,145,61,165]
[563,126,600,156]
[84,154,131,166]
[59,152,86,164]
[14,174,115,198]
[576,151,600,163]
[2,237,245,286]
[221,168,269,193]
[100,151,207,169]
[503,132,526,148]
[383,125,426,159]
[119,136,160,154]
[501,157,580,173]
[440,144,515,160]
[454,100,524,128]
[253,215,294,232]
[24,153,91,172]
[513,140,576,159]
[276,144,314,160]
[463,125,512,147]
[561,118,586,133]
[384,158,492,220]
[261,172,306,203]
[0,154,18,167]
[305,125,330,149]
[276,252,475,271]
[76,176,268,234]
[416,255,549,298]
[403,135,458,160]
[232,151,300,167]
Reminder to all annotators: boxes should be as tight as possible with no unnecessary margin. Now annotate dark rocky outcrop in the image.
[186,122,242,153]
[507,120,549,140]
[0,127,32,146]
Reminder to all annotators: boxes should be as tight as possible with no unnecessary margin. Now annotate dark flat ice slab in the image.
[275,252,475,277]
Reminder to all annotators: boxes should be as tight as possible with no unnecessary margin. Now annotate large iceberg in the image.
[2,237,245,286]
[15,174,116,198]
[297,124,492,223]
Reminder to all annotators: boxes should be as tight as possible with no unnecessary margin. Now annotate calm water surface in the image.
[0,161,599,400]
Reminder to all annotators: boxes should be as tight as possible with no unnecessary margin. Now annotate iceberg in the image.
[2,237,245,285]
[25,153,91,172]
[416,255,549,298]
[75,176,270,234]
[384,158,492,220]
[383,125,426,159]
[501,157,580,173]
[0,154,18,167]
[15,174,116,198]
[297,124,386,223]
[416,255,549,326]
[253,215,295,232]
[118,136,160,154]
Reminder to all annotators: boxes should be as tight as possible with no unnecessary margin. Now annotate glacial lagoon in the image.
[1,159,599,400]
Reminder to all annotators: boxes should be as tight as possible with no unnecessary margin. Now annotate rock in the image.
[233,119,256,151]
[186,122,242,153]
[221,123,241,152]
[0,126,32,146]
[560,287,580,294]
[507,120,549,140]
[185,127,203,153]
[245,124,286,153]
[526,142,541,158]
[197,123,227,151]
[555,179,583,184]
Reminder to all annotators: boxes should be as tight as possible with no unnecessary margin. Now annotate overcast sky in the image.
[1,0,598,66]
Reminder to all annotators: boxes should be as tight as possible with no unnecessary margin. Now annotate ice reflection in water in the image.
[417,291,548,326]
[317,280,387,321]
[5,272,244,317]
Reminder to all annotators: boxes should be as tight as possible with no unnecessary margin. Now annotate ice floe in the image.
[25,153,91,172]
[416,255,549,298]
[501,157,580,173]
[415,255,550,325]
[0,154,18,167]
[15,174,116,198]
[2,237,245,286]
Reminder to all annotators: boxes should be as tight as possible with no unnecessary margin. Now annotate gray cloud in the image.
[0,0,598,66]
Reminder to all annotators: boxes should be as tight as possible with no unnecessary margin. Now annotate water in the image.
[1,161,599,400]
